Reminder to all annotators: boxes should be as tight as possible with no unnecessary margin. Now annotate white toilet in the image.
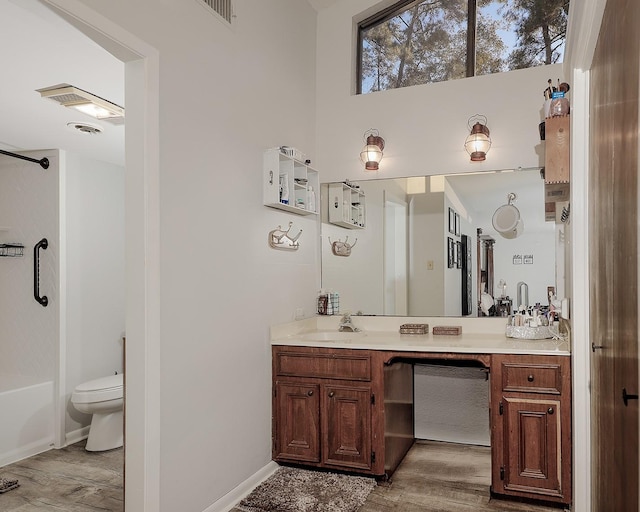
[71,373,124,451]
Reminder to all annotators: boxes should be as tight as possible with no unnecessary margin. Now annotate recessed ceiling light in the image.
[37,83,124,124]
[67,122,103,135]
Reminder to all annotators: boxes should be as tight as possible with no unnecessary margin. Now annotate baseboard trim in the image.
[203,461,279,512]
[0,437,55,468]
[65,426,90,446]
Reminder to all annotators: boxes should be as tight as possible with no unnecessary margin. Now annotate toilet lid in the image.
[76,373,123,392]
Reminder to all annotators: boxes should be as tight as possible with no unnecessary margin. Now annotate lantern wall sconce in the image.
[464,115,491,162]
[360,129,385,171]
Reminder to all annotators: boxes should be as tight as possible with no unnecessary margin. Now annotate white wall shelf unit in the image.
[263,148,319,216]
[328,182,366,229]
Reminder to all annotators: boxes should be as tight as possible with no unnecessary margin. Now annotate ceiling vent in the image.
[201,0,232,23]
[37,84,124,125]
[67,122,103,135]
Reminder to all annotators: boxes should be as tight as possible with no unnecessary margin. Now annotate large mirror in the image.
[320,169,566,317]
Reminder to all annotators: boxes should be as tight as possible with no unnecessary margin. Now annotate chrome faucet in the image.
[338,313,360,332]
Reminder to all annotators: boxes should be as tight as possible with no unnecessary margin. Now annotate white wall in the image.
[492,229,556,307]
[63,152,125,436]
[0,151,59,381]
[408,191,445,316]
[315,0,564,182]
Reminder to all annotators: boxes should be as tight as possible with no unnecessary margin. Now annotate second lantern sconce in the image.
[360,129,385,171]
[464,115,491,162]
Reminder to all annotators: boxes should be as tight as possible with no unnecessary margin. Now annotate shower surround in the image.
[0,150,59,465]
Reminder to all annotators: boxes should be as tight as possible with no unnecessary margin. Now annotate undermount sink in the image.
[293,331,367,342]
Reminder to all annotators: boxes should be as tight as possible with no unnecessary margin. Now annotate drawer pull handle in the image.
[527,375,534,382]
[328,391,335,398]
[592,342,605,352]
[307,390,314,397]
[547,407,554,415]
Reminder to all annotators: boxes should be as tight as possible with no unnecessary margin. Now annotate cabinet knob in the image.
[547,407,554,415]
[307,390,314,397]
[527,375,534,382]
[328,391,335,398]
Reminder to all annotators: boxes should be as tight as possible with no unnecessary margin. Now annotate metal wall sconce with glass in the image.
[360,129,385,170]
[464,115,491,162]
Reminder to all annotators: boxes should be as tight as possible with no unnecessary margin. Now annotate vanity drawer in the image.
[274,349,371,381]
[500,362,563,394]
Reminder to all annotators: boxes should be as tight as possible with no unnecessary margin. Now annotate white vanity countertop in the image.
[271,316,570,356]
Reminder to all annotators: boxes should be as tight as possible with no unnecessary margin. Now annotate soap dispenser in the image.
[307,186,316,213]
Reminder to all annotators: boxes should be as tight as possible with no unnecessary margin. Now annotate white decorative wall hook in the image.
[269,222,302,251]
[329,236,357,257]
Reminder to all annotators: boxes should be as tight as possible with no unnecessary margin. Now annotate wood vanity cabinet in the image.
[490,354,571,505]
[272,346,377,473]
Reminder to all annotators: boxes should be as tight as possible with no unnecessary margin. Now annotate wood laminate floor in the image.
[358,440,565,512]
[0,440,123,511]
[1,440,564,511]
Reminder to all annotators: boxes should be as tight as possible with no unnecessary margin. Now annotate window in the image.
[357,0,569,94]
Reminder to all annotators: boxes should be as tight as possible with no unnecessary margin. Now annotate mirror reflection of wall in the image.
[320,169,564,317]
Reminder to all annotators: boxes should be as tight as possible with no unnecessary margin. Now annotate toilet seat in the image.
[72,374,123,404]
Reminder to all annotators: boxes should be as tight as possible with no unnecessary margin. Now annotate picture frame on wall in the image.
[456,240,462,268]
[447,237,455,268]
[454,213,461,236]
[448,208,455,235]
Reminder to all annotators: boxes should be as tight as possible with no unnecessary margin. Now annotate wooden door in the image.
[322,384,372,470]
[589,0,640,509]
[501,398,561,498]
[274,381,320,463]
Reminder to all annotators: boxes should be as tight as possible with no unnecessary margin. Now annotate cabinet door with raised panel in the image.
[274,381,320,463]
[322,384,372,470]
[501,397,562,499]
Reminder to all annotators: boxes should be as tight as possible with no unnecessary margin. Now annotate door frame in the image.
[43,1,161,510]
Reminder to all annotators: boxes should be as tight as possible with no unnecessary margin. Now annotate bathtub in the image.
[0,375,55,467]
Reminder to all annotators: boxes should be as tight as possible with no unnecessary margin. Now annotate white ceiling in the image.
[0,0,124,167]
[307,0,341,11]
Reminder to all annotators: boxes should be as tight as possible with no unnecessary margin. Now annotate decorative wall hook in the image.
[269,222,302,251]
[329,236,357,257]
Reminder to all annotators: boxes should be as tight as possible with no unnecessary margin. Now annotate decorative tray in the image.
[432,326,462,336]
[399,323,429,335]
[505,325,558,340]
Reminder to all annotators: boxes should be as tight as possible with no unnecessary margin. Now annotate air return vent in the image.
[201,0,232,23]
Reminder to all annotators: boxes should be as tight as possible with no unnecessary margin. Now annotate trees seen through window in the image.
[358,0,570,94]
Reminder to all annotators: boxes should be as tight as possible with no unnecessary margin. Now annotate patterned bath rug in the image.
[236,466,376,512]
[0,477,19,493]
